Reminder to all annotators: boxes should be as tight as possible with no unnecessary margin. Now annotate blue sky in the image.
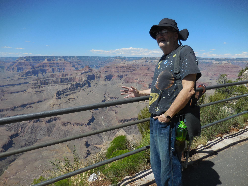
[0,0,247,58]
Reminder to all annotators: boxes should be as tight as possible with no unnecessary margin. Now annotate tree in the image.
[238,67,248,80]
[200,73,247,140]
[216,74,235,98]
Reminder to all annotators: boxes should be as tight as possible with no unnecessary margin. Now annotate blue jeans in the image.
[150,117,182,186]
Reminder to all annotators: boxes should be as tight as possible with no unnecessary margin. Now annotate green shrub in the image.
[32,147,90,186]
[199,74,247,141]
[106,135,128,159]
[102,149,147,184]
[200,94,244,141]
[137,132,150,161]
[137,106,151,138]
[242,113,248,123]
[238,67,248,79]
[100,133,150,184]
[32,176,47,184]
[32,176,72,186]
[54,179,71,186]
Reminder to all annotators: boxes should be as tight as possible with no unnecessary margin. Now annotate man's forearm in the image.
[165,88,193,118]
[165,74,196,118]
[138,89,151,96]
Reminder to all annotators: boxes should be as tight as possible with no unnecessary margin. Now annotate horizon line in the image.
[1,56,248,60]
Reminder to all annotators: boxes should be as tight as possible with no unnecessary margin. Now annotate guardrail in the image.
[0,80,248,186]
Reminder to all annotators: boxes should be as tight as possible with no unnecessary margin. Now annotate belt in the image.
[151,113,159,117]
[151,113,185,121]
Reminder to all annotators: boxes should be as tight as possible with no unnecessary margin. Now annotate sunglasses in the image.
[156,29,175,38]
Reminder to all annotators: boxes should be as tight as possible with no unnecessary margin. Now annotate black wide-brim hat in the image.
[149,18,189,41]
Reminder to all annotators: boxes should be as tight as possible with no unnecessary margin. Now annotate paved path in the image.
[119,126,248,186]
[182,140,248,186]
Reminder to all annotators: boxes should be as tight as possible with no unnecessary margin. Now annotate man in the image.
[121,18,201,186]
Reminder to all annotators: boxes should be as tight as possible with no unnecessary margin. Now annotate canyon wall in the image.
[0,56,247,185]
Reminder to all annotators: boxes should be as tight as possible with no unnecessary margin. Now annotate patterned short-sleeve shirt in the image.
[149,45,201,115]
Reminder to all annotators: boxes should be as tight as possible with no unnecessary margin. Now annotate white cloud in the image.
[0,52,9,56]
[46,45,49,47]
[0,52,23,57]
[16,48,25,50]
[91,47,248,58]
[224,42,227,44]
[90,47,162,57]
[197,51,248,58]
[2,46,12,48]
[234,52,248,58]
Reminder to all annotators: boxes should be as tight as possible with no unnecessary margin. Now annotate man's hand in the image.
[120,86,140,98]
[153,114,170,123]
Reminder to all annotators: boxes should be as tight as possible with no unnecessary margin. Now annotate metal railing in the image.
[0,80,247,186]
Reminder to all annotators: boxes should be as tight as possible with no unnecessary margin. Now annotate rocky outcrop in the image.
[0,100,45,113]
[55,80,91,99]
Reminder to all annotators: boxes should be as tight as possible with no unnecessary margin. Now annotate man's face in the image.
[155,28,178,50]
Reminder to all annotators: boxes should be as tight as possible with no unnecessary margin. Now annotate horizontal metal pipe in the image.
[201,110,248,129]
[200,94,248,108]
[1,92,247,158]
[33,146,150,186]
[196,80,248,91]
[1,87,247,158]
[0,96,149,125]
[0,118,150,159]
[1,80,247,126]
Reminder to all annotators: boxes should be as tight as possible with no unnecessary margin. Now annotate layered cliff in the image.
[0,56,247,185]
